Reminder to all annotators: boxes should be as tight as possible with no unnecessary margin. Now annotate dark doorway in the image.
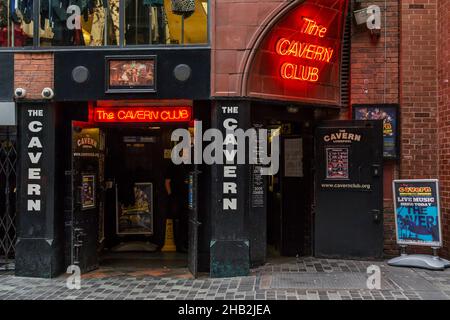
[250,103,315,265]
[314,120,384,259]
[100,124,190,269]
[68,121,197,274]
[266,122,314,258]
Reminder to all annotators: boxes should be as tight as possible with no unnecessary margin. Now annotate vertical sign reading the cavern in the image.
[18,103,56,241]
[24,108,45,213]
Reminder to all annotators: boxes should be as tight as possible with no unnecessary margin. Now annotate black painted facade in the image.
[1,0,386,279]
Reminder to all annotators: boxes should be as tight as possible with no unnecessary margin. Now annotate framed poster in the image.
[81,174,96,210]
[353,104,399,159]
[117,182,153,235]
[325,147,349,180]
[105,56,156,93]
[393,179,442,247]
[284,138,303,178]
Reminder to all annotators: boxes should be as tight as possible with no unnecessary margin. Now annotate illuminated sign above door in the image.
[246,0,349,105]
[93,106,192,123]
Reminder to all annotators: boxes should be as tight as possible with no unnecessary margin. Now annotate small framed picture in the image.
[105,55,156,93]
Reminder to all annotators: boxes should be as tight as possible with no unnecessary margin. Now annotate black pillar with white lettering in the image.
[15,103,64,278]
[210,100,250,277]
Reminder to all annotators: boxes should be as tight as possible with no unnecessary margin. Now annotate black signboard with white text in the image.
[17,104,55,239]
[15,103,62,277]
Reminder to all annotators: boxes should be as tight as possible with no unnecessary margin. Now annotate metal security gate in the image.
[0,127,17,270]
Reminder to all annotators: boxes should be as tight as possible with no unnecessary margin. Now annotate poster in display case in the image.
[325,147,349,180]
[105,56,156,93]
[81,174,96,210]
[353,104,399,159]
[117,182,154,235]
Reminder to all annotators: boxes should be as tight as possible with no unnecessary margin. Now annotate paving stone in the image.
[0,258,449,300]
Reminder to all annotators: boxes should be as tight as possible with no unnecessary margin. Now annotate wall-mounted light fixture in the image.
[286,105,299,114]
[354,4,381,42]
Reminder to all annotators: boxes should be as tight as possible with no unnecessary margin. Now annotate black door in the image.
[71,122,101,273]
[280,135,305,256]
[188,168,200,277]
[314,120,383,259]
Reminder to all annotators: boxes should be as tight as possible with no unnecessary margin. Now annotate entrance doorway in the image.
[250,103,315,266]
[266,122,314,258]
[68,120,197,275]
[102,125,189,269]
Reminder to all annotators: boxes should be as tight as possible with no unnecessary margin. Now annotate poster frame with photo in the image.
[325,147,349,180]
[352,104,399,159]
[105,55,157,94]
[392,179,443,248]
[116,182,154,236]
[81,174,96,210]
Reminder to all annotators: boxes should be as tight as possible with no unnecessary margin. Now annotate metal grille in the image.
[340,3,352,108]
[0,127,17,270]
[267,273,395,290]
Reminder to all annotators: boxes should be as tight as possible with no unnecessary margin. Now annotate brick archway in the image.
[240,0,307,97]
[211,0,301,97]
[241,0,349,104]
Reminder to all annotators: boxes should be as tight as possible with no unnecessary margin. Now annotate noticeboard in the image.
[393,179,442,247]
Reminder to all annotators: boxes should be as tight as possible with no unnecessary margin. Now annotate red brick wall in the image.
[350,1,400,107]
[400,1,442,256]
[437,0,450,259]
[400,1,439,180]
[348,1,400,257]
[14,53,54,100]
[348,1,448,258]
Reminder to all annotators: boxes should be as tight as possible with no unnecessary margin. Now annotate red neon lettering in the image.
[93,107,192,123]
[275,38,334,63]
[302,18,327,38]
[117,110,126,120]
[281,63,319,83]
[309,67,319,82]
[304,44,316,60]
[275,39,290,55]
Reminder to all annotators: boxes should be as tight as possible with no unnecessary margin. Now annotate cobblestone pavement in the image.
[0,257,449,300]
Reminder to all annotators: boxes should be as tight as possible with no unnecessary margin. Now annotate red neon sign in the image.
[275,38,334,63]
[301,18,327,38]
[281,63,319,82]
[93,107,192,123]
[275,18,335,83]
[247,0,348,105]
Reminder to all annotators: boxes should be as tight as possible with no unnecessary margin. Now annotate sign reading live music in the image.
[93,106,192,123]
[393,180,442,247]
[247,0,348,105]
